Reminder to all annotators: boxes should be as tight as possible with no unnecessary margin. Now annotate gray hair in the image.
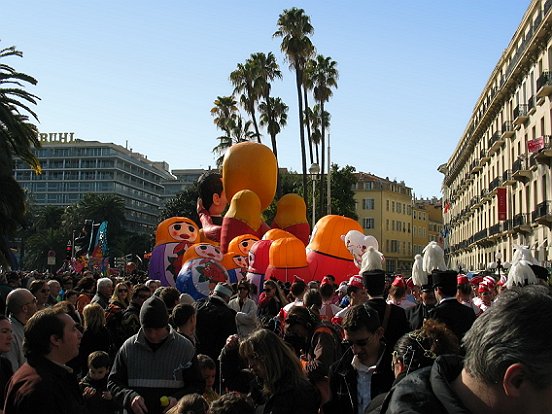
[463,285,552,388]
[96,277,113,290]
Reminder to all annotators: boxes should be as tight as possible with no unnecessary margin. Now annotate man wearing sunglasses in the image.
[323,304,393,414]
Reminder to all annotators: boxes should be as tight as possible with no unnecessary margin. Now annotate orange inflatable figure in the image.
[306,215,362,283]
[222,234,260,284]
[271,194,310,246]
[266,236,311,283]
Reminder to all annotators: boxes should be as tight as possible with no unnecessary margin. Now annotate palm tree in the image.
[311,55,338,217]
[259,97,288,198]
[307,104,330,167]
[230,61,261,143]
[78,193,126,234]
[274,7,315,197]
[0,43,41,268]
[210,96,239,138]
[34,205,65,231]
[212,116,257,167]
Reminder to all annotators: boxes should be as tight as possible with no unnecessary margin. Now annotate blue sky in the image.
[4,1,529,198]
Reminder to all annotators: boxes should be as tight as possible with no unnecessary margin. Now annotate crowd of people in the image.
[0,263,550,414]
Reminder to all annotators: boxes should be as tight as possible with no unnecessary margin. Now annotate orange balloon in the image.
[262,228,295,241]
[307,215,363,260]
[222,142,277,210]
[155,217,200,247]
[272,193,308,228]
[269,237,307,268]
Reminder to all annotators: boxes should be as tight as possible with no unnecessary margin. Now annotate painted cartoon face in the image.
[239,238,258,256]
[232,255,248,269]
[194,244,223,261]
[169,222,199,242]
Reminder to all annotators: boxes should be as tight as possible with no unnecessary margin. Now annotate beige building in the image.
[441,0,552,271]
[354,173,442,274]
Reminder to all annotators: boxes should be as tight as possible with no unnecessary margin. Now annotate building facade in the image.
[441,0,552,271]
[353,173,442,274]
[14,134,176,233]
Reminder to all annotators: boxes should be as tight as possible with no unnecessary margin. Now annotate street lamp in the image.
[489,252,504,279]
[309,163,320,227]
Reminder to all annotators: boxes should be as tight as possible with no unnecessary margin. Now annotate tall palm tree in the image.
[78,193,126,234]
[259,97,288,198]
[210,96,239,138]
[212,116,256,167]
[303,58,316,164]
[274,7,315,197]
[0,44,41,268]
[230,61,261,143]
[311,55,338,217]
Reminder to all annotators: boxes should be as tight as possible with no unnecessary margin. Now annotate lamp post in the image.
[309,163,320,227]
[495,252,503,279]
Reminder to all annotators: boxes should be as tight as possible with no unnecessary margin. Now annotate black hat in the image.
[421,274,433,292]
[530,264,550,281]
[362,269,385,288]
[139,296,169,329]
[432,270,457,289]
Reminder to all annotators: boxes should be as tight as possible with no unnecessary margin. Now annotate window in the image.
[390,240,400,253]
[363,198,375,209]
[386,200,390,211]
[363,181,374,190]
[363,218,375,229]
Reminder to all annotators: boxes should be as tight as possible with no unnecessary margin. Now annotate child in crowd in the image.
[197,354,219,404]
[80,351,117,414]
[166,393,208,414]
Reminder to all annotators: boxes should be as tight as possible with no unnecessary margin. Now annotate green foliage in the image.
[160,186,200,225]
[330,164,358,219]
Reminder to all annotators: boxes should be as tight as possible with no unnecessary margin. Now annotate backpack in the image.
[313,320,346,358]
[105,303,126,348]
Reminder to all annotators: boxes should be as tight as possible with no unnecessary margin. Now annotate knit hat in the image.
[348,275,364,289]
[392,276,406,288]
[140,296,169,329]
[214,282,233,299]
[457,275,469,285]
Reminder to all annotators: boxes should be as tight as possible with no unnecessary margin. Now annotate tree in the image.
[259,97,288,199]
[212,116,257,167]
[23,228,66,271]
[210,96,239,139]
[274,7,315,198]
[0,43,40,269]
[34,205,64,231]
[329,164,358,219]
[311,54,338,217]
[160,187,200,224]
[230,61,261,143]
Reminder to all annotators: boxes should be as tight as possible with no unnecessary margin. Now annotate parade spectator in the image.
[324,304,393,414]
[91,278,114,310]
[5,289,37,371]
[278,277,307,320]
[46,279,62,305]
[228,280,258,338]
[476,283,493,313]
[239,329,320,414]
[119,284,151,343]
[380,285,552,414]
[171,303,197,346]
[105,282,131,348]
[303,289,323,317]
[405,277,437,330]
[0,315,14,411]
[145,279,161,295]
[166,393,208,414]
[75,276,96,316]
[319,279,342,321]
[4,307,84,413]
[80,351,117,414]
[108,295,203,414]
[52,300,82,326]
[109,282,130,310]
[332,275,368,326]
[196,283,237,366]
[160,286,181,314]
[257,279,287,329]
[386,276,416,310]
[429,270,475,341]
[5,274,19,291]
[0,274,13,315]
[29,280,50,311]
[208,392,255,414]
[77,303,113,376]
[456,275,481,316]
[197,354,219,404]
[61,276,74,299]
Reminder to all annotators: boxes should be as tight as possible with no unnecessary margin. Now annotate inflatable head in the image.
[155,217,199,247]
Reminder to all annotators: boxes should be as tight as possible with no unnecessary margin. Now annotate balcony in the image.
[512,157,532,183]
[533,135,552,165]
[481,189,492,203]
[513,103,529,125]
[503,218,514,234]
[536,71,552,98]
[471,195,483,209]
[488,223,502,238]
[489,177,500,193]
[501,121,514,139]
[488,131,504,155]
[502,169,516,186]
[532,201,552,228]
[513,213,532,234]
[473,229,488,244]
[528,95,536,115]
[470,160,482,174]
[479,148,491,166]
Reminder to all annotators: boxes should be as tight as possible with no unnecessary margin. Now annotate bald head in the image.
[6,288,37,322]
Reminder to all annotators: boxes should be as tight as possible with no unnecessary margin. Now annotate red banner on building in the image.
[528,136,545,153]
[497,187,507,221]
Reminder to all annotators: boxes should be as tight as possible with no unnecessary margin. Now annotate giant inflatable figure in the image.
[341,229,379,269]
[271,194,310,246]
[176,243,228,300]
[307,215,362,283]
[245,239,273,302]
[265,236,311,282]
[222,234,260,284]
[149,217,200,286]
[197,171,227,244]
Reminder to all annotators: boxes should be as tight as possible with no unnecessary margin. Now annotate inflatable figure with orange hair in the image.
[245,239,273,302]
[265,236,311,282]
[271,194,310,246]
[307,215,362,283]
[148,217,200,286]
[176,243,228,300]
[222,234,260,284]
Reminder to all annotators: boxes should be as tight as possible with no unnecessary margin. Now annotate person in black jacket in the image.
[380,286,552,414]
[4,307,85,414]
[428,270,475,342]
[405,276,436,330]
[323,304,393,414]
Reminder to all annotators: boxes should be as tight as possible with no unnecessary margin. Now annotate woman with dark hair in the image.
[171,303,197,346]
[0,314,13,413]
[257,280,287,329]
[29,280,50,311]
[239,329,320,414]
[75,276,96,317]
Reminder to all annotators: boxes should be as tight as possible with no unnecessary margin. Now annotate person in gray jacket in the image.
[108,295,204,414]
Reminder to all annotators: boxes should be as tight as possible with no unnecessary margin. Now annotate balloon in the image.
[220,190,264,253]
[222,142,277,211]
[341,230,380,269]
[266,236,311,282]
[272,194,310,245]
[176,257,228,301]
[245,239,273,302]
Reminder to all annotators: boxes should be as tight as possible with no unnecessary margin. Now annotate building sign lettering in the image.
[39,132,75,143]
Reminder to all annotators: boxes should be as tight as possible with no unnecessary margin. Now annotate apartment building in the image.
[441,0,552,270]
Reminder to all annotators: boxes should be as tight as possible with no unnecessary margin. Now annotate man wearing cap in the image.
[108,295,203,414]
[195,282,237,366]
[405,276,437,330]
[332,275,367,326]
[456,274,481,316]
[429,270,476,341]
